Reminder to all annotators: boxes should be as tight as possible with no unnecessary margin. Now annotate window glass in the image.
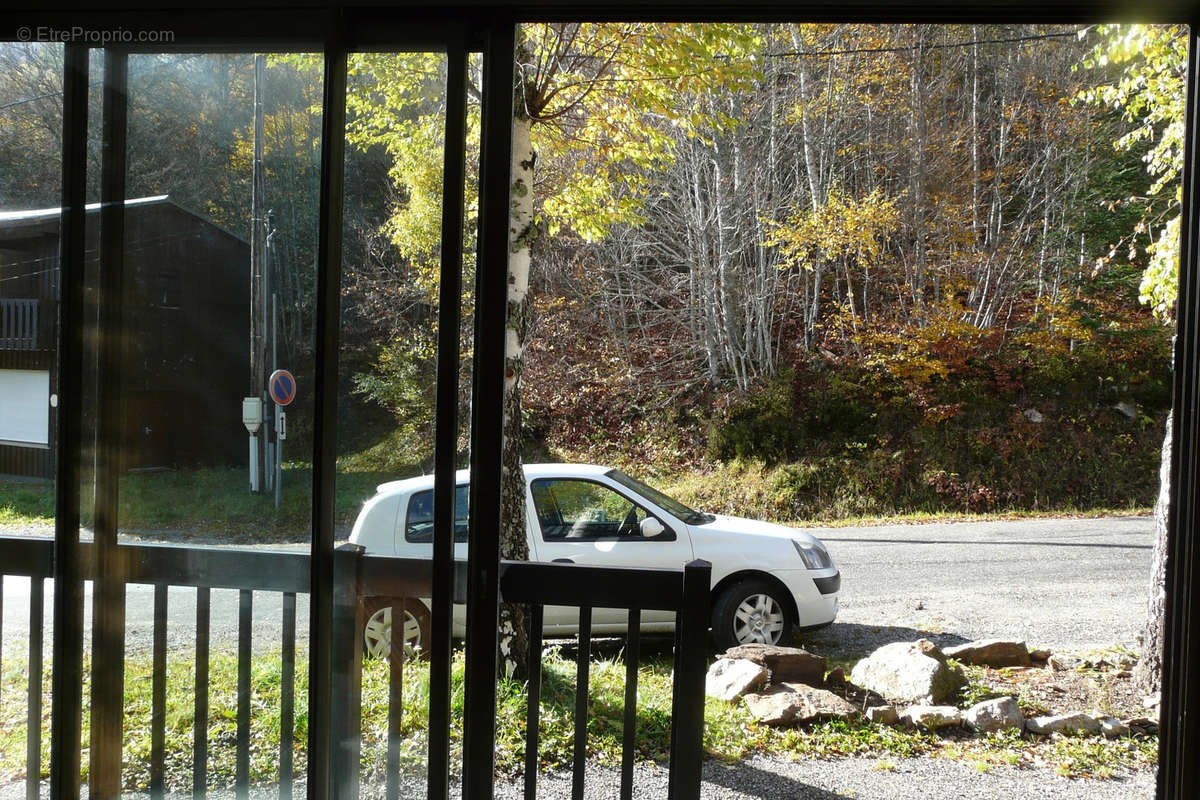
[404,484,470,543]
[605,469,710,524]
[532,478,664,541]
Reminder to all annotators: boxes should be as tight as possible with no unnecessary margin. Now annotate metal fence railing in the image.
[330,544,711,800]
[0,536,711,800]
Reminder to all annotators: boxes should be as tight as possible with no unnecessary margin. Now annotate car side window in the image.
[404,485,470,543]
[531,478,671,541]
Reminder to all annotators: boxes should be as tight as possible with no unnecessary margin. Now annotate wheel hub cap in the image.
[364,607,422,660]
[735,594,784,644]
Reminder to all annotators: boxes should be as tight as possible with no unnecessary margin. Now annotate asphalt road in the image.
[0,515,1154,657]
[810,514,1154,655]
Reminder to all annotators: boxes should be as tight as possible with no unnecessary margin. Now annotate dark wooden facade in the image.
[0,197,249,478]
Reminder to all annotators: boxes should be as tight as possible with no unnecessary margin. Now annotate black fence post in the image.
[667,559,711,800]
[331,543,364,800]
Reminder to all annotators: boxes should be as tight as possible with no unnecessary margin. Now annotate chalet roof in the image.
[0,195,247,249]
[0,195,169,223]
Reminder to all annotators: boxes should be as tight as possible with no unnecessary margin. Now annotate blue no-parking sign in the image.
[269,369,296,406]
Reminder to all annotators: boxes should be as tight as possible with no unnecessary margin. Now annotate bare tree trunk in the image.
[498,113,534,680]
[970,26,981,243]
[1133,409,1172,695]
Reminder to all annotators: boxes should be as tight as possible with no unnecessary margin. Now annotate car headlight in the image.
[792,539,833,570]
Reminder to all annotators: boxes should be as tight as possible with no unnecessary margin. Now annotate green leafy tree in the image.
[1082,23,1187,694]
[1082,24,1187,319]
[343,24,760,675]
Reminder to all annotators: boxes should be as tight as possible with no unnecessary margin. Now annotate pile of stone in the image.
[704,637,1156,739]
[706,643,858,725]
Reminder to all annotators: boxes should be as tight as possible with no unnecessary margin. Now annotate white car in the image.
[348,463,840,657]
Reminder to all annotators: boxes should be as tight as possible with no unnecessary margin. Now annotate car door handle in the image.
[551,558,574,564]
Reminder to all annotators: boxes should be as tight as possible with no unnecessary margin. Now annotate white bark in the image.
[498,114,535,679]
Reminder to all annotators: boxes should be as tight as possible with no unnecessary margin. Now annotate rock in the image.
[865,705,899,725]
[1029,648,1051,662]
[1048,653,1082,671]
[1023,408,1045,423]
[901,705,962,729]
[1114,400,1138,420]
[1048,649,1134,672]
[742,683,859,726]
[1098,716,1130,738]
[1026,712,1101,735]
[722,644,827,685]
[1143,693,1161,709]
[1098,650,1136,670]
[943,639,1031,668]
[914,639,944,660]
[849,640,967,704]
[962,696,1024,733]
[1123,717,1160,736]
[705,658,768,702]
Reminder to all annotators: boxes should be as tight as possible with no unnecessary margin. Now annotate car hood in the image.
[697,514,826,547]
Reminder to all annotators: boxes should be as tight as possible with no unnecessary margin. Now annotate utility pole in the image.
[248,53,267,493]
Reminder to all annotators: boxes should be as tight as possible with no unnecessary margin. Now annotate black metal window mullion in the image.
[1159,23,1200,800]
[427,34,470,800]
[308,22,348,800]
[48,41,89,800]
[462,15,515,800]
[90,46,130,800]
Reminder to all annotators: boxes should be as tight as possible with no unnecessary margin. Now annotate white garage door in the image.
[0,369,50,446]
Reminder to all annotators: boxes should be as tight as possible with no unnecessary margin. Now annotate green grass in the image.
[660,460,1152,529]
[0,466,410,541]
[0,481,56,526]
[0,648,1157,790]
[0,461,1151,542]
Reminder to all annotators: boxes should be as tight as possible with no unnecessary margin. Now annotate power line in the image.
[764,27,1090,59]
[0,92,57,112]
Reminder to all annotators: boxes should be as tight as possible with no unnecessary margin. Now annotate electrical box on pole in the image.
[242,397,263,492]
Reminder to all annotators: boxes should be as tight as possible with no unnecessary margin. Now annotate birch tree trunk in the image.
[498,113,535,680]
[1133,409,1171,695]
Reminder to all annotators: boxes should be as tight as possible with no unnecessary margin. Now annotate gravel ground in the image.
[504,757,1154,800]
[1,757,1154,800]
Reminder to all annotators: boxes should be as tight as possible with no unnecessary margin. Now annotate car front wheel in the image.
[711,580,794,651]
[361,597,431,661]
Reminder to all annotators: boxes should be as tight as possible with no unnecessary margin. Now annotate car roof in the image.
[374,463,611,495]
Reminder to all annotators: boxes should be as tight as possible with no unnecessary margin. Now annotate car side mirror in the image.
[640,517,665,538]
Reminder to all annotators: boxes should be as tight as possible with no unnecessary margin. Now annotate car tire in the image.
[361,597,431,661]
[711,580,794,651]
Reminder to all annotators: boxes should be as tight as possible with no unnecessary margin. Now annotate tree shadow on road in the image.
[703,759,852,799]
[797,622,970,663]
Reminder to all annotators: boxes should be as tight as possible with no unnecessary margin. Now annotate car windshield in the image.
[605,469,713,525]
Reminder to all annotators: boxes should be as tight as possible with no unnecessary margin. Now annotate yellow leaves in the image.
[1016,296,1094,357]
[767,187,901,271]
[852,294,993,386]
[1139,215,1181,321]
[1079,24,1185,318]
[518,22,762,241]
